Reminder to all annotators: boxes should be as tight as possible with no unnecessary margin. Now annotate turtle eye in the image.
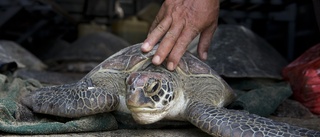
[150,82,159,93]
[145,79,160,95]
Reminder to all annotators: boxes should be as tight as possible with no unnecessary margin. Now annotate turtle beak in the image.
[126,86,154,109]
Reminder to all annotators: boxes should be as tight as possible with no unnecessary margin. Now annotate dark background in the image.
[0,0,319,62]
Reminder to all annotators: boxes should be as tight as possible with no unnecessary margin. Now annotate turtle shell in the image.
[86,43,222,79]
[84,43,235,107]
[47,32,130,62]
[44,32,130,72]
[0,40,47,71]
[205,25,288,79]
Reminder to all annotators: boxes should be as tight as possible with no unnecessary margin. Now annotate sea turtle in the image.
[205,25,288,79]
[199,25,294,117]
[43,32,130,72]
[22,43,320,136]
[0,40,47,72]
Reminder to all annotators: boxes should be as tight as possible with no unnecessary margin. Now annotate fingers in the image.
[141,2,168,53]
[142,0,219,71]
[148,15,161,35]
[197,24,216,60]
[148,4,166,34]
[166,24,200,70]
[153,21,184,66]
[141,16,172,52]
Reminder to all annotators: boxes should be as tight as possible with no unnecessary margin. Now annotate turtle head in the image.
[125,71,176,124]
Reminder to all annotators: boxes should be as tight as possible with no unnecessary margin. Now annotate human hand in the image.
[141,0,219,71]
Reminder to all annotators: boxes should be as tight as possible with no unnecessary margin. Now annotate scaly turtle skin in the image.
[22,43,320,137]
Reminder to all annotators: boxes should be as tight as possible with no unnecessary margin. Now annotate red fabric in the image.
[283,43,320,115]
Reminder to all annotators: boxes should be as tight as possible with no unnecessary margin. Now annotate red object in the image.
[283,43,320,115]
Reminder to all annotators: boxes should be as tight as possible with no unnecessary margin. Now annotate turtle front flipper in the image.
[22,79,120,118]
[186,101,320,137]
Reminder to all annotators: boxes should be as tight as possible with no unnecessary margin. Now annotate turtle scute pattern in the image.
[178,52,235,107]
[187,101,320,137]
[21,44,156,118]
[21,43,320,137]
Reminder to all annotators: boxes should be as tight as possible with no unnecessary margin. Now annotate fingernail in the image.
[141,42,150,51]
[152,55,161,64]
[167,62,174,71]
[202,52,208,60]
